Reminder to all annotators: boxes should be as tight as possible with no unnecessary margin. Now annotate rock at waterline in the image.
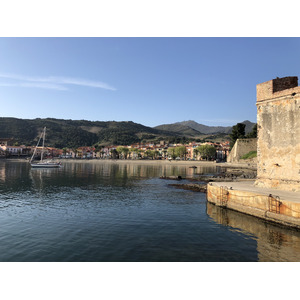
[160,176,184,180]
[168,183,207,193]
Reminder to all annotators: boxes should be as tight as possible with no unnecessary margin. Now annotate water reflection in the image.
[206,202,300,261]
[2,160,300,261]
[0,160,218,192]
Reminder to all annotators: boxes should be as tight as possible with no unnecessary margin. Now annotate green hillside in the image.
[0,117,176,148]
[0,117,241,147]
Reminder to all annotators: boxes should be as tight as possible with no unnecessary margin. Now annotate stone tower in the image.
[255,76,300,192]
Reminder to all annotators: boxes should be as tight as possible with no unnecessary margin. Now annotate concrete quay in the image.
[207,181,300,229]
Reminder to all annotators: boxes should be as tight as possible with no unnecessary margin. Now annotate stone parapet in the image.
[257,76,299,102]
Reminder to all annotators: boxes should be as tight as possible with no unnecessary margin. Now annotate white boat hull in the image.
[31,162,61,168]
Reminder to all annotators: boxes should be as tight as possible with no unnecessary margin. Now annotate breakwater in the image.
[207,181,300,229]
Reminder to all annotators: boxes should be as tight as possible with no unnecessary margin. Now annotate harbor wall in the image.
[207,183,300,229]
[227,138,257,163]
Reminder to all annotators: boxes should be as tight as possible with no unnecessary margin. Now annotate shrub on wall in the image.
[241,151,257,160]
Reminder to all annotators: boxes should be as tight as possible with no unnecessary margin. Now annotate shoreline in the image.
[61,158,218,166]
[62,159,257,170]
[1,158,257,170]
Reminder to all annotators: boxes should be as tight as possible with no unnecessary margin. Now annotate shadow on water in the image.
[206,202,300,262]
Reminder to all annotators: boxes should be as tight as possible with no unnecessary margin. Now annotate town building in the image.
[0,145,31,157]
[76,147,95,159]
[0,147,5,158]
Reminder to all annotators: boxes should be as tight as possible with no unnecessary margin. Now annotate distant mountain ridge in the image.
[154,120,256,135]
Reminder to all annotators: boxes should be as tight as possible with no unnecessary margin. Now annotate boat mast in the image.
[30,127,45,163]
[41,127,46,162]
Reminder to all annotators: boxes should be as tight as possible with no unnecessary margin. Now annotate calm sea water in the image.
[0,160,300,262]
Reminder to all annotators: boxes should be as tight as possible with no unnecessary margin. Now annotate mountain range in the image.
[154,120,255,135]
[0,117,256,147]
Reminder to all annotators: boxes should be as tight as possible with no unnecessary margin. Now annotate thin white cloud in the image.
[48,76,116,90]
[0,72,116,91]
[0,82,68,90]
[21,82,68,91]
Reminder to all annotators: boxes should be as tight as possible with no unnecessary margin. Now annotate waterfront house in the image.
[215,144,229,161]
[46,147,63,158]
[76,146,95,159]
[0,147,5,158]
[0,145,31,157]
[185,145,194,160]
[30,146,50,159]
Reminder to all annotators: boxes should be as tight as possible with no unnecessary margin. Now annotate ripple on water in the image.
[1,161,300,261]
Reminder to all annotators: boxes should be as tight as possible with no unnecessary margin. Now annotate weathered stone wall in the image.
[207,183,300,228]
[256,76,300,192]
[227,138,257,163]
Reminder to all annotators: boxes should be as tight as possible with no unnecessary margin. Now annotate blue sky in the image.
[1,37,300,127]
[0,1,299,296]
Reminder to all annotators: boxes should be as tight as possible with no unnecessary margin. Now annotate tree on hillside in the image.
[246,123,257,138]
[162,149,168,159]
[167,147,176,160]
[130,148,139,159]
[175,146,187,160]
[145,149,155,159]
[138,149,144,158]
[193,147,201,160]
[122,147,129,159]
[62,148,67,156]
[116,146,129,159]
[110,148,118,159]
[72,147,78,159]
[198,144,216,161]
[93,145,101,158]
[229,123,246,149]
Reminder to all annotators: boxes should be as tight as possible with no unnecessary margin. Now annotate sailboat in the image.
[30,127,61,168]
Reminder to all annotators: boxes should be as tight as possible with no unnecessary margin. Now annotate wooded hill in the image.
[0,117,255,148]
[0,117,181,148]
